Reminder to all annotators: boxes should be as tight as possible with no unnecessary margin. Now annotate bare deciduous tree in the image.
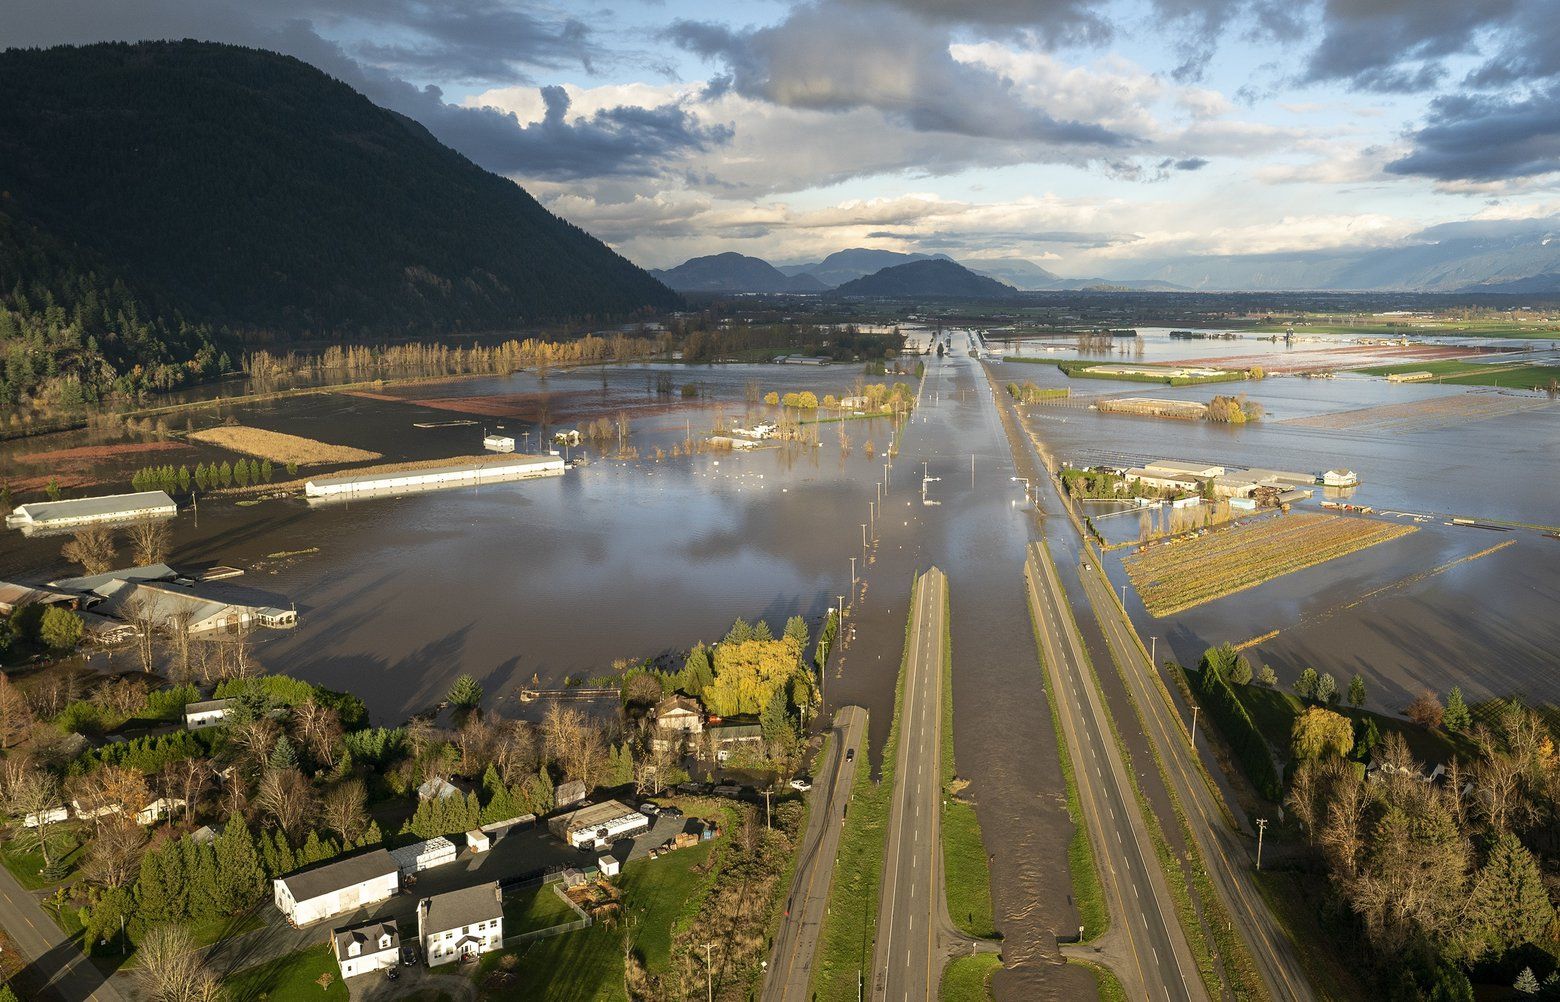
[61,527,117,575]
[293,700,343,770]
[4,767,74,874]
[320,779,369,846]
[135,924,220,1002]
[126,520,172,566]
[492,719,539,786]
[256,767,315,840]
[81,817,147,889]
[162,758,211,824]
[92,675,148,720]
[125,593,163,673]
[0,672,35,748]
[543,704,608,790]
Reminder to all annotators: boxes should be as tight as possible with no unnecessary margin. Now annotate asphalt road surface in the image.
[1078,559,1315,1001]
[0,861,125,1002]
[1025,543,1205,1002]
[764,703,869,1002]
[871,567,958,1002]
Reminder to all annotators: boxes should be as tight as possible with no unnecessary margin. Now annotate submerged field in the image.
[1124,513,1417,617]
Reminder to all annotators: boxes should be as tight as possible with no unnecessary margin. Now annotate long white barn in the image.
[6,491,176,531]
[304,454,564,499]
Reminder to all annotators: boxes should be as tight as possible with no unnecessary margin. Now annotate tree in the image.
[135,923,218,1002]
[1291,706,1354,760]
[1515,969,1541,995]
[622,671,662,708]
[1406,690,1445,729]
[292,700,343,769]
[268,734,298,771]
[1315,672,1337,705]
[1348,675,1366,707]
[1294,667,1319,701]
[0,672,34,747]
[760,684,794,754]
[1443,687,1471,733]
[5,768,74,877]
[1257,664,1278,687]
[1229,656,1253,686]
[447,674,483,709]
[256,768,315,840]
[127,520,172,566]
[1468,833,1554,958]
[321,780,369,847]
[61,527,117,574]
[724,618,754,645]
[40,606,84,651]
[680,644,714,697]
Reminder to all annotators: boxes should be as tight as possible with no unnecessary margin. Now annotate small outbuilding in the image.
[598,856,621,877]
[390,836,458,876]
[184,698,235,730]
[466,829,490,853]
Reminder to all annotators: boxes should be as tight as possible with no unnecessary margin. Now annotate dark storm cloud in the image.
[666,3,1131,148]
[0,0,722,180]
[1386,84,1560,182]
[1161,157,1210,170]
[1299,0,1519,92]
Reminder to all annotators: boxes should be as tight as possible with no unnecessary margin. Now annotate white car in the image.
[789,777,813,792]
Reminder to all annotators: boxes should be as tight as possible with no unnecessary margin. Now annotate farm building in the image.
[710,722,764,762]
[482,435,515,453]
[80,611,139,644]
[184,698,235,730]
[0,581,77,616]
[304,454,564,499]
[1096,397,1208,420]
[273,849,400,927]
[82,578,293,633]
[1323,469,1359,487]
[548,800,650,850]
[5,491,176,532]
[1144,459,1226,478]
[555,780,587,808]
[654,696,704,734]
[772,355,832,365]
[1387,371,1434,383]
[390,836,458,876]
[417,776,462,801]
[334,919,400,979]
[1123,468,1202,493]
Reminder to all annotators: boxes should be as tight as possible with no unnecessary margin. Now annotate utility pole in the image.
[1150,635,1157,667]
[1256,817,1268,870]
[1191,703,1200,746]
[704,942,713,1002]
[861,523,867,550]
[763,787,772,828]
[869,501,875,539]
[971,452,975,487]
[850,556,857,593]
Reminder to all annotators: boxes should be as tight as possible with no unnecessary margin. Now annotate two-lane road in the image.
[1025,543,1205,1002]
[872,567,958,1001]
[764,704,869,1002]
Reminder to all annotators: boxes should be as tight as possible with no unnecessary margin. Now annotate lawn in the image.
[1068,958,1127,1002]
[1124,513,1417,617]
[223,944,349,1002]
[939,585,997,940]
[1355,358,1560,388]
[502,883,580,936]
[1233,682,1476,765]
[939,952,1002,1001]
[618,838,715,972]
[0,837,86,890]
[1354,358,1502,378]
[476,925,626,1002]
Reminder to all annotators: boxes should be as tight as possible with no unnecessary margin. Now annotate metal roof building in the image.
[6,491,176,531]
[304,454,564,499]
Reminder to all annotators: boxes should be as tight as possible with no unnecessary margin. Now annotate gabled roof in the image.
[185,698,235,715]
[654,695,702,716]
[278,848,397,903]
[333,918,399,959]
[419,882,501,933]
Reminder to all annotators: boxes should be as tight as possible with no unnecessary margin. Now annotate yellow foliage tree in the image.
[1291,706,1354,760]
[704,637,805,717]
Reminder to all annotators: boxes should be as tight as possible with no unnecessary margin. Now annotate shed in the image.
[417,776,461,801]
[390,836,457,876]
[466,829,490,853]
[598,856,621,877]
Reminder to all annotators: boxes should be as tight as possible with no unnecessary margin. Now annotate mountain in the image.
[832,259,1017,299]
[783,248,951,287]
[964,257,1061,290]
[0,40,674,406]
[650,252,822,293]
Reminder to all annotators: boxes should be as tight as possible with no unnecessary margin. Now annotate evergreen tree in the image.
[751,619,774,642]
[724,618,754,645]
[447,674,483,709]
[1257,664,1278,687]
[193,463,208,491]
[526,767,555,815]
[219,461,233,487]
[1315,672,1338,704]
[1348,675,1367,707]
[177,465,190,492]
[1444,687,1471,733]
[260,459,273,483]
[784,615,809,654]
[681,644,714,697]
[760,684,794,749]
[299,831,328,866]
[234,459,251,487]
[286,461,299,477]
[269,830,296,876]
[1516,969,1541,996]
[1294,667,1319,701]
[357,820,383,848]
[1470,833,1555,957]
[135,841,183,922]
[184,839,221,920]
[214,820,267,910]
[269,735,298,771]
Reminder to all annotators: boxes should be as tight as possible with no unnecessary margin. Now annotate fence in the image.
[502,878,593,947]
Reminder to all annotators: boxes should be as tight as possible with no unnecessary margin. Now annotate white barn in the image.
[184,698,235,730]
[6,491,176,531]
[273,849,399,927]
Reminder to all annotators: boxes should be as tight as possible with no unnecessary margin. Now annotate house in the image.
[418,883,504,966]
[1322,469,1359,487]
[273,849,399,927]
[482,435,515,453]
[333,919,399,979]
[548,800,650,850]
[1122,468,1202,494]
[184,698,235,730]
[6,491,176,532]
[20,806,69,828]
[389,836,458,876]
[708,722,764,762]
[136,797,185,826]
[417,776,461,801]
[654,696,704,734]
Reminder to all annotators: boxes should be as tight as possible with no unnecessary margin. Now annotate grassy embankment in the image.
[1023,551,1108,943]
[1052,360,1251,386]
[809,574,918,1000]
[939,953,1005,1002]
[939,582,998,941]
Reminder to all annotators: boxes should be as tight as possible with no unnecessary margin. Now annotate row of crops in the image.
[1124,512,1417,616]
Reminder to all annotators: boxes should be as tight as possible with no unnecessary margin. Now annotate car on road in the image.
[789,776,813,791]
[845,748,855,763]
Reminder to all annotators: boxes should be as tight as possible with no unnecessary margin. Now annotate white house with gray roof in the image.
[418,882,503,966]
[273,848,399,927]
[333,918,400,978]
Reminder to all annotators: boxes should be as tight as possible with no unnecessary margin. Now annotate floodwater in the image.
[993,327,1560,714]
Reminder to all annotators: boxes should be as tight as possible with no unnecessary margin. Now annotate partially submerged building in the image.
[0,581,77,616]
[51,564,296,633]
[304,454,564,500]
[5,491,176,533]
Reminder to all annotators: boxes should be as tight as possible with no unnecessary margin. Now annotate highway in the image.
[871,567,958,1002]
[1077,558,1314,1001]
[764,704,868,1002]
[1025,543,1205,1002]
[0,860,125,1002]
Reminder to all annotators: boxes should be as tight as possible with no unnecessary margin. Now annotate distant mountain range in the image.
[650,247,1187,293]
[834,259,1016,298]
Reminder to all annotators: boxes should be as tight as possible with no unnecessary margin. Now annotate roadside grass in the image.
[939,952,1003,1002]
[1069,957,1128,1002]
[0,837,86,890]
[503,883,580,936]
[223,944,349,1002]
[1250,870,1366,1001]
[620,837,716,973]
[939,583,998,941]
[1024,551,1108,941]
[810,573,918,1000]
